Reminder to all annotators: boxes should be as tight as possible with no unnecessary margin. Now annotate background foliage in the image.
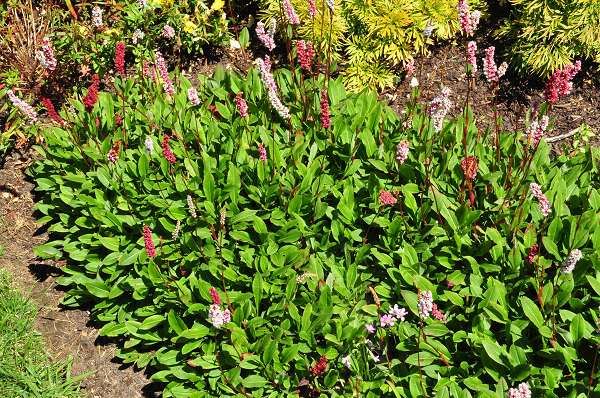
[260,0,484,91]
[495,0,600,77]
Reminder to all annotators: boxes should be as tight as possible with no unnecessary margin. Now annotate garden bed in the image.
[0,152,158,398]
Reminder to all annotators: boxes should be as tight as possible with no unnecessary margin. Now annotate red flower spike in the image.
[310,356,328,376]
[83,74,100,111]
[209,287,221,305]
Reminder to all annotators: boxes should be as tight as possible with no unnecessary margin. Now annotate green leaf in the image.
[520,296,545,330]
[242,375,267,388]
[34,243,61,259]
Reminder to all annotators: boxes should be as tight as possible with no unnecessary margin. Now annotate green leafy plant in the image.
[28,49,600,398]
[495,0,600,77]
[572,123,596,153]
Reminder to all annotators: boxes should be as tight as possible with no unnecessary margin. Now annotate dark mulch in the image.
[386,42,600,150]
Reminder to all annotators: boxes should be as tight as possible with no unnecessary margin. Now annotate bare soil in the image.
[0,152,160,398]
[387,43,600,149]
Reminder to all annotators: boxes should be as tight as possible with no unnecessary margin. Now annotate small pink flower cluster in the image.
[418,290,433,318]
[37,37,57,72]
[458,0,480,37]
[256,56,290,119]
[256,21,276,52]
[530,183,551,217]
[296,40,315,71]
[429,86,452,132]
[380,304,408,327]
[155,51,175,97]
[91,6,103,28]
[107,141,120,164]
[526,244,539,264]
[142,61,155,79]
[467,41,477,73]
[379,190,397,206]
[460,156,479,181]
[431,303,445,321]
[258,143,267,162]
[7,90,38,123]
[143,225,156,258]
[561,249,582,274]
[527,115,549,147]
[544,61,581,104]
[162,24,175,39]
[483,47,508,83]
[187,87,200,106]
[162,135,177,164]
[320,89,331,129]
[396,141,409,164]
[235,92,248,117]
[283,0,300,25]
[208,287,231,329]
[308,0,317,17]
[508,382,531,398]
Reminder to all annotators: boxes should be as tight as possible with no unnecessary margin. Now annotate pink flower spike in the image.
[296,40,315,71]
[256,20,276,52]
[467,41,477,74]
[561,249,582,274]
[143,225,156,258]
[530,183,551,217]
[545,61,582,104]
[483,46,498,83]
[379,190,397,206]
[396,141,409,164]
[365,324,375,334]
[282,0,300,25]
[187,87,200,106]
[155,51,175,97]
[7,90,38,123]
[162,135,177,164]
[417,290,433,318]
[258,143,267,162]
[235,92,248,117]
[162,24,175,39]
[431,303,445,321]
[209,287,222,305]
[308,0,317,17]
[380,314,396,328]
[37,37,57,72]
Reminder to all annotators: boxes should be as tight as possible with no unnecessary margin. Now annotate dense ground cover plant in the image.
[24,25,600,396]
[260,0,484,91]
[495,0,600,77]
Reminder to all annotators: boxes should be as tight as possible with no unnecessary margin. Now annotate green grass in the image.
[0,269,83,398]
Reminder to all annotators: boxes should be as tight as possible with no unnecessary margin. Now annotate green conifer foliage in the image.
[496,0,600,77]
[260,0,484,91]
